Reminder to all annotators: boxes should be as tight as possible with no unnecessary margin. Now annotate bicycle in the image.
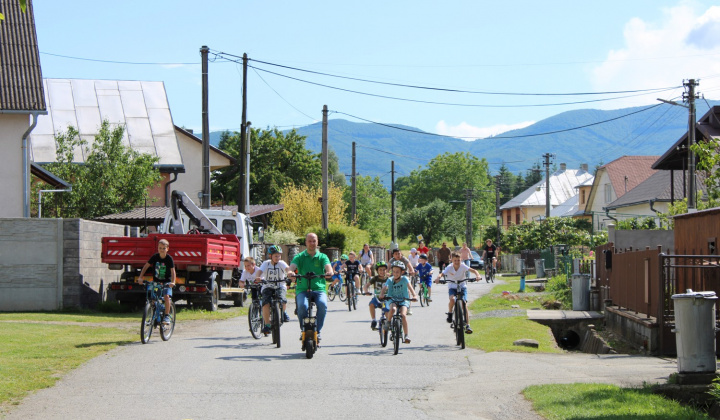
[439,277,477,349]
[346,272,359,312]
[292,272,331,359]
[263,278,289,348]
[382,296,417,355]
[411,273,419,292]
[364,292,389,347]
[246,283,263,339]
[327,275,346,302]
[140,281,176,344]
[359,269,369,293]
[484,258,495,283]
[418,276,431,307]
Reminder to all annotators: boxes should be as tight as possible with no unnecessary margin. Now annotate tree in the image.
[343,175,390,243]
[39,121,161,218]
[397,199,463,246]
[328,147,346,188]
[497,163,520,206]
[212,128,321,205]
[523,162,543,189]
[502,217,594,254]
[271,184,347,235]
[692,137,720,202]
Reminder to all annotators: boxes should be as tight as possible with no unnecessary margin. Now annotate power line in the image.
[40,51,198,65]
[250,67,319,123]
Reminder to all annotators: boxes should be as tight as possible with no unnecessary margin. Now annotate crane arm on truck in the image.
[170,190,223,235]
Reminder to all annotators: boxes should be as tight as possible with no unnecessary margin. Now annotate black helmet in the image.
[419,253,428,260]
[391,260,406,272]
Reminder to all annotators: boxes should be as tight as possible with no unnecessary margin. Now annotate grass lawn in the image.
[0,305,247,324]
[523,383,711,419]
[0,323,135,412]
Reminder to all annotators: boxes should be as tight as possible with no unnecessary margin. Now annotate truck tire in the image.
[206,281,219,312]
[233,291,246,307]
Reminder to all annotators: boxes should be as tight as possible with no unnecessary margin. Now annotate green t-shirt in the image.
[291,249,331,292]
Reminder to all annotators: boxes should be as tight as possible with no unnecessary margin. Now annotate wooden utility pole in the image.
[391,160,396,246]
[464,188,474,246]
[542,153,553,218]
[322,105,329,230]
[200,46,211,208]
[495,175,501,245]
[239,53,248,213]
[245,121,251,213]
[686,79,698,211]
[351,141,357,224]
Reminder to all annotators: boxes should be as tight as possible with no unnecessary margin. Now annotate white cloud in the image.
[591,4,720,107]
[435,120,535,140]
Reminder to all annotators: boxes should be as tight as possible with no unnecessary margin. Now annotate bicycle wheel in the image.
[419,284,426,307]
[248,300,263,339]
[347,283,353,312]
[140,302,154,344]
[338,283,347,302]
[425,286,431,307]
[379,317,388,347]
[160,301,176,341]
[327,283,336,301]
[272,301,281,348]
[352,284,358,310]
[458,300,466,349]
[454,300,463,346]
[393,318,401,355]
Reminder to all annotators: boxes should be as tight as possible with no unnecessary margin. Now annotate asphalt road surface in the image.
[6,275,676,420]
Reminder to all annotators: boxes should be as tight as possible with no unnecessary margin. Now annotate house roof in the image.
[95,204,284,225]
[549,195,579,218]
[653,106,720,170]
[0,0,46,112]
[174,125,236,165]
[605,170,682,210]
[31,163,70,188]
[599,155,659,198]
[29,78,183,168]
[500,167,593,210]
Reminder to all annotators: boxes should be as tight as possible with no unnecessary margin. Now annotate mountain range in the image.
[207,100,719,184]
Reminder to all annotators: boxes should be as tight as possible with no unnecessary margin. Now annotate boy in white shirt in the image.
[257,245,292,335]
[434,251,480,334]
[238,256,261,305]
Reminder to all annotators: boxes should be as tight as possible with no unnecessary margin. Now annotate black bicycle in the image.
[292,272,331,359]
[484,258,495,283]
[327,276,346,302]
[382,296,417,355]
[140,281,176,344]
[439,277,477,349]
[263,278,288,348]
[247,283,263,339]
[345,271,359,312]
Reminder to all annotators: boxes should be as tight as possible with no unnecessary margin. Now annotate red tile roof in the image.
[600,156,659,199]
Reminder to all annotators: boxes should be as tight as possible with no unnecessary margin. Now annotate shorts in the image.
[448,287,468,301]
[421,277,432,287]
[331,274,343,284]
[162,286,172,297]
[388,299,410,308]
[261,287,287,306]
[369,296,389,312]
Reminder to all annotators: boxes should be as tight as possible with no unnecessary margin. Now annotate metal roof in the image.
[0,0,46,112]
[500,168,594,210]
[29,79,183,167]
[605,170,706,210]
[95,204,284,225]
[549,195,579,218]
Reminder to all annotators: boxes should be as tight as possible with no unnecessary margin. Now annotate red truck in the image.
[103,191,251,310]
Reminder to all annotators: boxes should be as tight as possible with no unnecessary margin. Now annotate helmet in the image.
[341,254,349,260]
[410,248,417,253]
[419,253,428,260]
[375,261,388,270]
[391,260,406,272]
[267,245,282,255]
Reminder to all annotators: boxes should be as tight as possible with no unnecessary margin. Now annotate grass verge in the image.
[0,305,247,324]
[0,323,135,412]
[467,316,562,354]
[523,383,710,419]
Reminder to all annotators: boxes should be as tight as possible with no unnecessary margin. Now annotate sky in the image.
[30,0,720,139]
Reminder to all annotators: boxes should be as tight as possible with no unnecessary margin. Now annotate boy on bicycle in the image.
[481,239,499,274]
[363,261,390,330]
[257,245,292,335]
[434,252,480,334]
[330,254,347,291]
[415,253,433,302]
[344,251,362,294]
[238,256,262,306]
[379,261,417,343]
[138,239,176,324]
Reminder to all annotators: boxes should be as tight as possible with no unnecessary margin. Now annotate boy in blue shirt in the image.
[415,253,433,302]
[330,254,347,292]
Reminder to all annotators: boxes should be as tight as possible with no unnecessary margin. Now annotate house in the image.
[0,0,47,217]
[500,163,593,227]
[28,78,235,209]
[582,156,659,231]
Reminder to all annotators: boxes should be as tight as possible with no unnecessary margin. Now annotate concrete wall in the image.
[608,224,675,253]
[605,306,658,354]
[0,218,125,311]
[0,114,29,217]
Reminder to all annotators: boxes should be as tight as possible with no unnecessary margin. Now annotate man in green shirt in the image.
[289,233,333,341]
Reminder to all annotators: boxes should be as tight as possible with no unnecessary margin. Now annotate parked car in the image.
[469,251,484,271]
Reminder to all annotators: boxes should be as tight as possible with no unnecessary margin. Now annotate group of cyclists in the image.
[139,232,500,348]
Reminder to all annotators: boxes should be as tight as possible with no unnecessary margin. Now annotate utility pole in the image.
[686,79,698,211]
[200,46,211,208]
[245,121,251,213]
[391,161,396,246]
[495,175,501,245]
[239,53,248,212]
[542,153,553,218]
[464,189,474,246]
[321,105,329,230]
[351,141,357,224]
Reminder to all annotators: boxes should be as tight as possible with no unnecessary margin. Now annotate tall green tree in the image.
[398,199,463,246]
[343,175,390,243]
[523,161,543,189]
[40,121,161,218]
[212,128,322,205]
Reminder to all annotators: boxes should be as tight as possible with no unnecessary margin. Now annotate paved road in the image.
[6,276,677,420]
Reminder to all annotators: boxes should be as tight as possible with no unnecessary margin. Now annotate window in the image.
[222,219,237,235]
[581,190,586,205]
[507,214,511,226]
[604,183,612,203]
[515,212,521,224]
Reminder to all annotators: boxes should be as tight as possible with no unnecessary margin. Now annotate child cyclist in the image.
[257,245,292,335]
[415,253,433,302]
[330,254,347,292]
[434,251,480,334]
[344,251,362,293]
[379,261,417,343]
[363,261,390,330]
[238,256,262,303]
[138,239,176,324]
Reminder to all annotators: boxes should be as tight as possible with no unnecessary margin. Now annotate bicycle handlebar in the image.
[439,278,478,284]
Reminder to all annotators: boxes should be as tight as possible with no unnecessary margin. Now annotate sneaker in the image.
[408,309,413,315]
[163,315,171,324]
[317,333,322,342]
[371,319,378,330]
[283,312,291,322]
[404,335,411,344]
[446,313,453,323]
[262,325,271,335]
[465,326,473,334]
[427,297,432,302]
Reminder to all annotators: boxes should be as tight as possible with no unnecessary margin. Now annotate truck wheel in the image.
[206,281,219,312]
[233,291,246,307]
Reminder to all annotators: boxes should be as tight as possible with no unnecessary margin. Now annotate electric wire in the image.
[251,67,319,123]
[40,51,198,65]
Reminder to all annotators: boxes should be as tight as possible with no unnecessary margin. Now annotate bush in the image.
[615,216,661,230]
[264,228,300,245]
[546,274,571,309]
[303,223,370,254]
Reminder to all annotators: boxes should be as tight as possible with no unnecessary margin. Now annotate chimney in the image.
[187,128,194,134]
[560,163,566,171]
[581,163,588,172]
